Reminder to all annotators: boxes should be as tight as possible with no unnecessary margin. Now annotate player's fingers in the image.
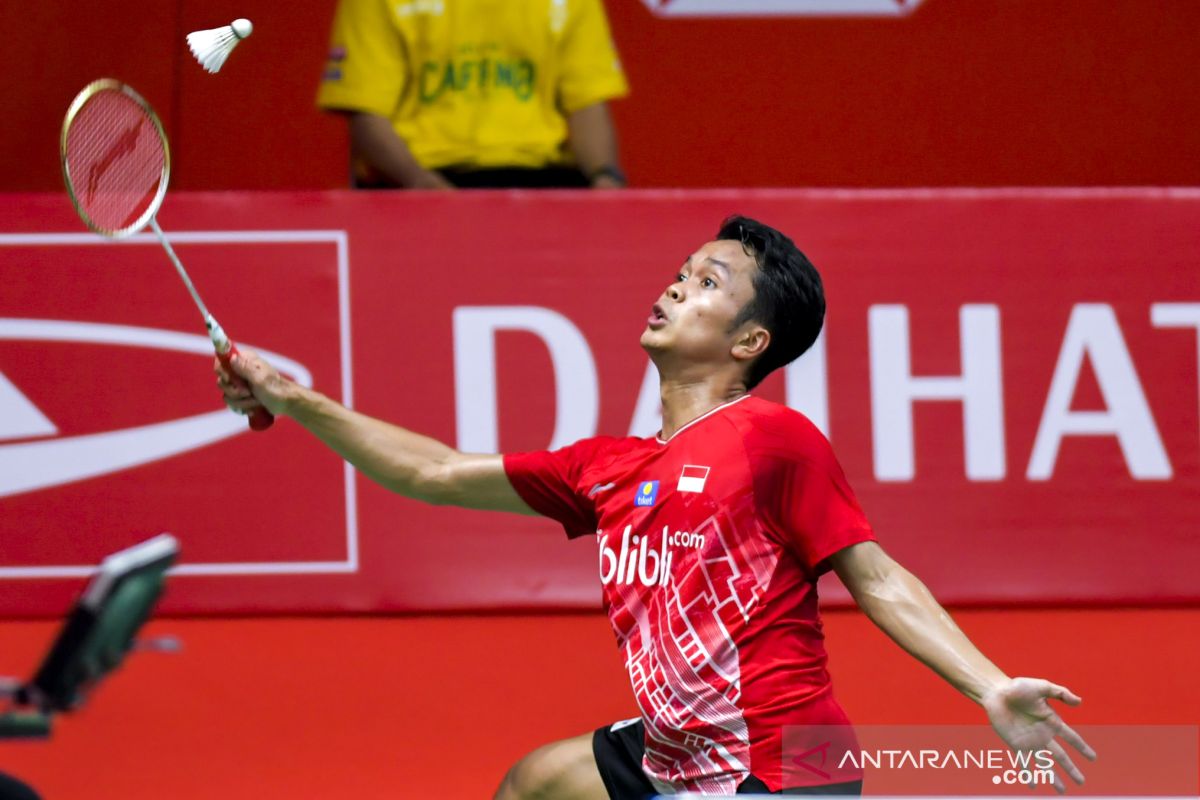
[213,359,253,399]
[224,395,261,413]
[1046,738,1085,785]
[1047,682,1082,705]
[1056,720,1096,760]
[215,375,251,399]
[229,350,262,380]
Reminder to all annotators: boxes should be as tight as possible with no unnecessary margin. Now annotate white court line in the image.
[0,230,358,578]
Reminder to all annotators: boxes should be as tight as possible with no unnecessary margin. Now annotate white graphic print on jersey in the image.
[604,496,779,792]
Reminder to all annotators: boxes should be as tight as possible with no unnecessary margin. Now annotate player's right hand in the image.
[214,350,292,417]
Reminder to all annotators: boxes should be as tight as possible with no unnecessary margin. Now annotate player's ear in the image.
[731,324,769,363]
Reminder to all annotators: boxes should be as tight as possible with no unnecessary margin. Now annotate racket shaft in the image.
[149,218,212,323]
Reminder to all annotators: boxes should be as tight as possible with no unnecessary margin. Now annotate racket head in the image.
[61,79,171,239]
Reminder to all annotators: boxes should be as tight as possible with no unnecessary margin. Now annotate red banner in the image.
[1,189,1197,615]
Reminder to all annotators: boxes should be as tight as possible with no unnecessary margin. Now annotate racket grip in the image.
[218,343,275,431]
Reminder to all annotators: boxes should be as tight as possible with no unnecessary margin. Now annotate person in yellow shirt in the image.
[317,0,630,189]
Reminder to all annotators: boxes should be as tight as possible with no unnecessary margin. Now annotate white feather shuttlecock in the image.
[186,18,253,74]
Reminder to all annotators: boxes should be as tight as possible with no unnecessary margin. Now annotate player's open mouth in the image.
[648,304,668,329]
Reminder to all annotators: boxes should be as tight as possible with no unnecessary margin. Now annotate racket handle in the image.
[218,343,275,432]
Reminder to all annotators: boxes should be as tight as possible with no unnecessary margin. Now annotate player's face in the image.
[640,240,764,367]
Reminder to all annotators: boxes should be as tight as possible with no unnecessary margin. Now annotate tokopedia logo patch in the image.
[0,318,312,499]
[642,0,925,17]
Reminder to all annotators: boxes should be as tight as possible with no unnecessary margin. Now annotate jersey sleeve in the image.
[747,412,876,575]
[503,437,614,539]
[316,0,407,117]
[557,0,630,113]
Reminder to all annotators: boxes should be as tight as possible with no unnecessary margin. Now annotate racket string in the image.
[65,90,165,233]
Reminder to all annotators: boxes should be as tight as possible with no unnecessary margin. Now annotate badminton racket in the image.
[60,78,273,431]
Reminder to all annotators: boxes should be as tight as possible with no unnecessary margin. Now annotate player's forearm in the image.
[851,561,1010,705]
[566,102,623,186]
[221,352,531,512]
[347,112,440,188]
[279,383,460,502]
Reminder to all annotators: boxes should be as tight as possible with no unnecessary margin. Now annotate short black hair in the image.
[717,215,825,389]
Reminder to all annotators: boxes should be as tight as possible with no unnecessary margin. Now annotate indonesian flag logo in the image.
[677,465,710,493]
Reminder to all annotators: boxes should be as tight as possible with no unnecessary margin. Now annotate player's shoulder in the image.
[563,433,653,468]
[730,396,823,434]
[727,396,834,462]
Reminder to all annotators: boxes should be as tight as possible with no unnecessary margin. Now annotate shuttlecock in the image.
[186,18,253,74]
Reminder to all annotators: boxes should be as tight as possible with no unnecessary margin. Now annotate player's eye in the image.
[675,273,687,282]
[701,278,717,288]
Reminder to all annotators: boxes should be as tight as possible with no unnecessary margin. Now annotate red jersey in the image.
[503,395,876,792]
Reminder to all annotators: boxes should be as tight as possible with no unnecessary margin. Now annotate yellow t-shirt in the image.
[316,0,629,171]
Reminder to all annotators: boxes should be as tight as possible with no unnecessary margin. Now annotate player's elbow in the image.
[854,564,933,624]
[408,460,461,506]
[834,543,904,609]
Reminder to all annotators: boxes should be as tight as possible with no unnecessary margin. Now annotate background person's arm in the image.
[830,540,1096,792]
[218,350,531,514]
[347,111,454,190]
[566,102,623,188]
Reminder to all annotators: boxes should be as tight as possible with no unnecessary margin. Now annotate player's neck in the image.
[657,374,748,441]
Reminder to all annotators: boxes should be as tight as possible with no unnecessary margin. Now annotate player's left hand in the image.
[982,677,1096,793]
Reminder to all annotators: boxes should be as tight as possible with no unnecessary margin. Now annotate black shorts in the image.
[0,772,40,800]
[592,719,864,798]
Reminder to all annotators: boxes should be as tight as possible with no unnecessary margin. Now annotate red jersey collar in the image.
[655,394,752,445]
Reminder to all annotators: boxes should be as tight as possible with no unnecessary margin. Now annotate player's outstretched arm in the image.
[215,350,535,514]
[830,541,1096,793]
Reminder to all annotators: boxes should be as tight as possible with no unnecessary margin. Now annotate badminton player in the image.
[216,216,1095,797]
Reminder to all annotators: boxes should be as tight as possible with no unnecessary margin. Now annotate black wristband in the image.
[589,165,627,186]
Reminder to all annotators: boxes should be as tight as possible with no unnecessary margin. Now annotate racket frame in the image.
[59,78,273,431]
[60,79,172,240]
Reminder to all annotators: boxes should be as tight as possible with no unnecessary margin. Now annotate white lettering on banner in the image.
[1151,303,1200,447]
[643,0,925,18]
[869,305,1006,481]
[0,371,58,441]
[1027,304,1171,480]
[452,306,598,452]
[628,360,662,438]
[449,303,1192,482]
[785,328,829,436]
